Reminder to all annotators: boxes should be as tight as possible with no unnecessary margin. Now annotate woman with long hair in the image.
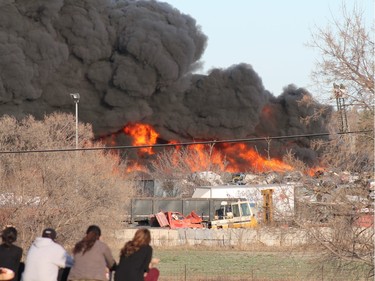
[114,228,158,281]
[0,227,22,281]
[68,225,116,281]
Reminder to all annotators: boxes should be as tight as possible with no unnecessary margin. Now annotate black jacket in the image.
[114,245,152,281]
[0,244,23,281]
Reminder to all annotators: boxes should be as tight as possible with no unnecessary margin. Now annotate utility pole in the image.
[333,83,348,133]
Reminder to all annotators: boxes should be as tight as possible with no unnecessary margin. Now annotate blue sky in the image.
[161,0,373,98]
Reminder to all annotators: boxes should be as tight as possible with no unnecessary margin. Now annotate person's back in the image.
[0,245,22,280]
[114,228,158,281]
[22,228,72,281]
[0,227,22,281]
[68,225,116,281]
[115,244,152,281]
[68,239,114,280]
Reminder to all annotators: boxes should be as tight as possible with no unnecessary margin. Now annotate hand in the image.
[149,258,160,268]
[151,258,160,264]
[0,267,15,281]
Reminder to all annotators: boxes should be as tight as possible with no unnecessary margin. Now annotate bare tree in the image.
[293,111,374,277]
[306,1,374,173]
[295,92,374,274]
[295,170,374,277]
[150,144,228,197]
[291,121,374,277]
[0,113,134,249]
[308,2,374,112]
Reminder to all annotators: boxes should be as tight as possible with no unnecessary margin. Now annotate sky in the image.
[161,0,374,97]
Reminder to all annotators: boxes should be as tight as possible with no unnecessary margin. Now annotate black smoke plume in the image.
[0,0,331,165]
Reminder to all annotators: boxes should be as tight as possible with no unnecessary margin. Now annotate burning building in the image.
[0,0,331,172]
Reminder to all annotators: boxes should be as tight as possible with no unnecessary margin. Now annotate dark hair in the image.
[42,228,57,240]
[1,227,17,247]
[86,225,101,236]
[73,225,101,255]
[120,228,151,257]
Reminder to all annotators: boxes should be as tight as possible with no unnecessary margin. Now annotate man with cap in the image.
[21,228,73,281]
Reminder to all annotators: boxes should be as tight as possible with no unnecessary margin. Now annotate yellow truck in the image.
[208,200,258,229]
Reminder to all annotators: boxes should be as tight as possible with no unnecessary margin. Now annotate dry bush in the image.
[0,113,134,250]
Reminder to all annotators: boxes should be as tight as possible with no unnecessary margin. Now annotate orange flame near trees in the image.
[125,162,149,173]
[182,144,226,172]
[123,122,296,173]
[123,123,159,155]
[218,143,293,173]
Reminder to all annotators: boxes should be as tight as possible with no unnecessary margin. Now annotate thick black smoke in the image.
[0,0,331,165]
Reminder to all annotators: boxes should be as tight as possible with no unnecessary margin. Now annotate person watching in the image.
[22,228,73,281]
[0,226,22,281]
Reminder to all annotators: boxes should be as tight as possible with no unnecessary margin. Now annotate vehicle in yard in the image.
[127,197,257,229]
[208,200,258,229]
[128,197,244,226]
[151,210,204,229]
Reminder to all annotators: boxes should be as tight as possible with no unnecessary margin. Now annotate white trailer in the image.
[192,184,296,222]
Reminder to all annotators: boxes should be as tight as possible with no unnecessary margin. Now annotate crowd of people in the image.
[0,225,159,281]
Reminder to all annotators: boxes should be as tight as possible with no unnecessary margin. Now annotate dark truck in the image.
[127,197,243,226]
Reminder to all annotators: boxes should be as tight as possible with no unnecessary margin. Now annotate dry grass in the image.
[150,246,372,281]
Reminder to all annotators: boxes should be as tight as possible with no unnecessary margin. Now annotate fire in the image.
[217,143,294,173]
[181,143,293,173]
[123,123,159,155]
[123,122,295,173]
[126,162,149,173]
[185,144,226,172]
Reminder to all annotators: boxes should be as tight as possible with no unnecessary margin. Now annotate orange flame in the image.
[218,143,293,173]
[122,122,316,175]
[169,142,293,173]
[185,144,226,172]
[126,162,149,173]
[123,123,159,155]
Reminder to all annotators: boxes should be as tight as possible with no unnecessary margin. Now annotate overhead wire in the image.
[0,130,372,155]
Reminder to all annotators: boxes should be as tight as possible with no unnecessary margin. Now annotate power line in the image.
[0,130,372,155]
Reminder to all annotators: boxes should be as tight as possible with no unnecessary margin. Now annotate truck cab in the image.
[209,200,257,229]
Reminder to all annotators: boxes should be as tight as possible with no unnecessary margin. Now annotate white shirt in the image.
[22,237,73,281]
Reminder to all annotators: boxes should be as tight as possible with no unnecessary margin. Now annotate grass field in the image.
[152,247,372,281]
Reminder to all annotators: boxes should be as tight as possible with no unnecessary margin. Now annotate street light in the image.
[70,93,80,149]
